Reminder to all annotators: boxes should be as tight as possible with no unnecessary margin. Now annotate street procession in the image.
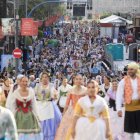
[0,0,140,140]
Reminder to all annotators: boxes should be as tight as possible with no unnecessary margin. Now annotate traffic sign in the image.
[13,48,22,58]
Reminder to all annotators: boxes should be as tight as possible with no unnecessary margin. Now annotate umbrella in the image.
[47,39,59,47]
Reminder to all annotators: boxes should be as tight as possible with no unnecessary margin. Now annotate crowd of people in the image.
[0,20,140,140]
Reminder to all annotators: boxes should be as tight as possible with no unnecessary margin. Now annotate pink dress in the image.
[55,93,84,140]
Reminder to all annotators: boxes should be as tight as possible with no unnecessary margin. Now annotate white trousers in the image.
[127,133,140,140]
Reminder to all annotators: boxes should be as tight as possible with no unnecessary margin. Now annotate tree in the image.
[38,30,43,39]
[26,36,32,46]
[19,0,66,19]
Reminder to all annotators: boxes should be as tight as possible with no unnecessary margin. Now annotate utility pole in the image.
[15,0,19,75]
[23,0,28,70]
[25,0,28,17]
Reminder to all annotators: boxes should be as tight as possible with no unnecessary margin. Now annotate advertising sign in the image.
[21,18,34,36]
[32,21,39,36]
[2,18,15,36]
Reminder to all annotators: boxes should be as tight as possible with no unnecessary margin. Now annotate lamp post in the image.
[6,0,19,75]
[23,0,28,70]
[15,0,19,75]
[27,0,66,17]
[25,0,28,18]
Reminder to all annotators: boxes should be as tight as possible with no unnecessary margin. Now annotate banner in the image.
[71,56,82,70]
[32,21,38,36]
[72,60,82,71]
[21,18,34,36]
[38,20,43,27]
[2,18,15,36]
[1,55,14,71]
[45,15,59,26]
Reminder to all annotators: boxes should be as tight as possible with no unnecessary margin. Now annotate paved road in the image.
[134,134,140,140]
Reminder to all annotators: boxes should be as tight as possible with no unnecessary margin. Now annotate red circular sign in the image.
[13,48,22,58]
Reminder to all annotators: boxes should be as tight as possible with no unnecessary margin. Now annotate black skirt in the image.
[109,98,116,111]
[124,110,140,133]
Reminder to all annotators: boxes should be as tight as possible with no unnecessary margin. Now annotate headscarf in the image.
[127,62,140,77]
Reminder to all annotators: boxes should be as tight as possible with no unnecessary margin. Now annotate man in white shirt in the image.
[0,106,18,140]
[116,62,140,140]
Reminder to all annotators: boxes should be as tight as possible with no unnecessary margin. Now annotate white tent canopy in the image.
[57,21,71,25]
[100,15,132,24]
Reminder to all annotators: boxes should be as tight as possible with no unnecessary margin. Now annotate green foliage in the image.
[38,30,43,39]
[25,36,32,46]
[79,16,83,20]
[19,0,66,19]
[100,13,112,19]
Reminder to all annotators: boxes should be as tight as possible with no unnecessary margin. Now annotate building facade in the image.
[66,0,140,19]
[0,0,7,18]
[93,0,140,14]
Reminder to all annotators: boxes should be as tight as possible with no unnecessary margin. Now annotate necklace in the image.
[90,106,94,112]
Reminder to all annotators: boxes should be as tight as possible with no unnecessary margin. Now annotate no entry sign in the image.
[13,48,22,58]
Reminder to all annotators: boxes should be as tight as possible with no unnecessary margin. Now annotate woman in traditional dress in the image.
[0,86,6,107]
[0,105,18,140]
[100,76,112,97]
[34,72,61,140]
[96,75,102,85]
[2,77,13,98]
[70,80,112,140]
[107,79,118,111]
[57,77,72,112]
[55,74,86,140]
[6,74,24,110]
[7,76,41,140]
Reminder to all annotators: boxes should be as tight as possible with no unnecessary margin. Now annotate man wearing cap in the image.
[116,62,140,140]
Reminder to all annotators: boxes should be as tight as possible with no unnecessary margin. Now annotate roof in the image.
[100,15,132,24]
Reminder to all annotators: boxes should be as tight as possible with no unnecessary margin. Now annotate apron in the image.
[57,90,68,112]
